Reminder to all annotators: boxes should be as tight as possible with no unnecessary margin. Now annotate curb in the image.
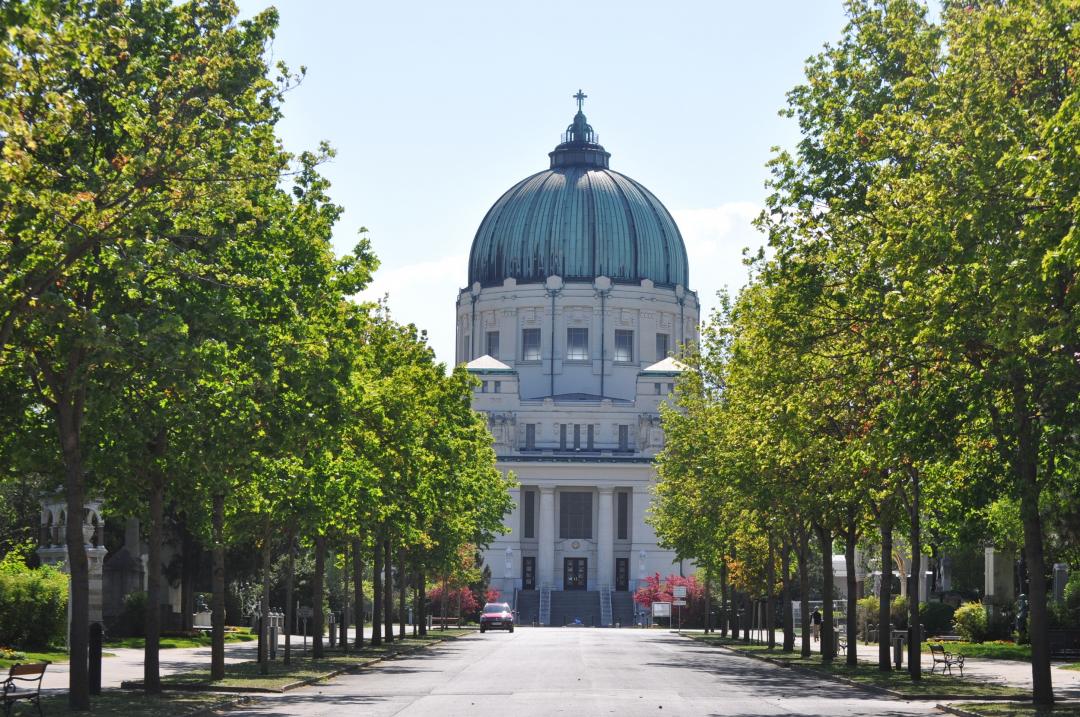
[686,636,1029,702]
[189,694,256,716]
[122,632,468,695]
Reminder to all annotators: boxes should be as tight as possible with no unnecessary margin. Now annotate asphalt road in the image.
[229,628,940,717]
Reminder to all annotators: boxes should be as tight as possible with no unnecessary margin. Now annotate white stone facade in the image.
[459,275,699,601]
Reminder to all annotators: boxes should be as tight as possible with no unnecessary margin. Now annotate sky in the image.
[234,0,853,367]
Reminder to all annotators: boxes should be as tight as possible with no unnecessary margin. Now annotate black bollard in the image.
[256,616,264,663]
[88,623,102,695]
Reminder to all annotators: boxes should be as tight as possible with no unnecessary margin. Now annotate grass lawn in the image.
[0,648,73,668]
[1063,663,1080,671]
[139,629,474,691]
[105,630,255,650]
[37,690,245,716]
[925,641,1032,661]
[950,703,1080,717]
[688,634,1029,699]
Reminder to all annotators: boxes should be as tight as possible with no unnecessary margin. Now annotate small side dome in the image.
[467,91,689,289]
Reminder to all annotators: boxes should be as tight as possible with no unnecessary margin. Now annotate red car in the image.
[479,602,514,633]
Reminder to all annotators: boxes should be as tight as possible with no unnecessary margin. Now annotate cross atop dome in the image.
[573,89,587,112]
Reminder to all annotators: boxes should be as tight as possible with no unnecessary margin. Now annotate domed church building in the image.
[459,92,699,626]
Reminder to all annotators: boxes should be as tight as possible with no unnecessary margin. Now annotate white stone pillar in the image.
[597,487,614,587]
[538,487,556,588]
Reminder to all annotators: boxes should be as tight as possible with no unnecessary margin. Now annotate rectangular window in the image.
[522,328,541,361]
[464,335,471,360]
[523,490,536,539]
[493,381,501,393]
[617,492,629,540]
[655,382,662,395]
[486,330,500,359]
[559,491,593,539]
[573,424,581,449]
[587,424,594,450]
[614,329,634,363]
[525,424,536,450]
[559,424,567,450]
[618,425,629,451]
[656,333,670,360]
[566,327,589,360]
[480,381,488,393]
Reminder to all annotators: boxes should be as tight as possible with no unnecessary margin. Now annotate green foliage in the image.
[0,555,68,650]
[922,602,956,637]
[891,595,909,630]
[953,602,989,643]
[119,591,148,638]
[857,596,879,633]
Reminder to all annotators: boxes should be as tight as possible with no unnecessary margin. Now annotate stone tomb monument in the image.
[37,497,108,626]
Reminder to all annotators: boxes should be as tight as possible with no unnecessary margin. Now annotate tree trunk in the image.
[703,566,712,634]
[313,534,326,659]
[259,522,272,675]
[57,391,90,710]
[352,537,364,649]
[844,517,858,667]
[1014,393,1053,705]
[383,538,394,642]
[340,542,349,653]
[284,527,295,664]
[879,510,893,671]
[798,528,811,658]
[144,464,164,693]
[418,569,427,636]
[782,539,794,652]
[211,493,226,680]
[372,535,383,646]
[180,519,198,632]
[720,561,729,638]
[817,523,834,662]
[398,551,407,638]
[908,468,922,680]
[766,538,776,649]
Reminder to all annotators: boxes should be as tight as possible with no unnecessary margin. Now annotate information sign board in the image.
[652,601,672,618]
[673,599,687,606]
[672,585,688,599]
[297,606,314,618]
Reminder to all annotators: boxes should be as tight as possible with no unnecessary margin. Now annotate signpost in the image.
[297,606,313,653]
[672,586,688,633]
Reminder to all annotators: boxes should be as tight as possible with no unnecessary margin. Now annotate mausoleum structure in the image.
[458,93,699,626]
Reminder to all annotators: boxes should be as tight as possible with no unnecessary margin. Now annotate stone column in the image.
[538,487,556,589]
[597,487,614,588]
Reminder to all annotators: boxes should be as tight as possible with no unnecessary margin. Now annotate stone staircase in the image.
[549,590,602,627]
[611,591,636,627]
[516,590,540,625]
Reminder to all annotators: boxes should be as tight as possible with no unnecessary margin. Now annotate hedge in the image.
[0,555,68,650]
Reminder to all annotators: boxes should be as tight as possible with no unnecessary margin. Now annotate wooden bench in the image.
[434,617,462,628]
[3,662,48,717]
[929,643,964,676]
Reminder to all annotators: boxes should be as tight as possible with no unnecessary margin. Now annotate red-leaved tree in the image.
[633,573,709,627]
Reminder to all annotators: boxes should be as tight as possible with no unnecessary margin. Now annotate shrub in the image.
[953,601,988,642]
[119,591,147,637]
[856,596,879,633]
[921,601,956,636]
[0,555,68,650]
[891,595,909,629]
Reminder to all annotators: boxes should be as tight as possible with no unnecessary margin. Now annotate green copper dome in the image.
[468,93,689,289]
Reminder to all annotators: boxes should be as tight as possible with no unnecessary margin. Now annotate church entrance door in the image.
[615,558,629,591]
[564,558,587,590]
[522,557,535,590]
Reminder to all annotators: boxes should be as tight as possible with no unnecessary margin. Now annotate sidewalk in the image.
[736,629,1080,700]
[39,625,414,693]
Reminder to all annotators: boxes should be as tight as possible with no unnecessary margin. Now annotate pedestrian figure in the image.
[812,608,822,642]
